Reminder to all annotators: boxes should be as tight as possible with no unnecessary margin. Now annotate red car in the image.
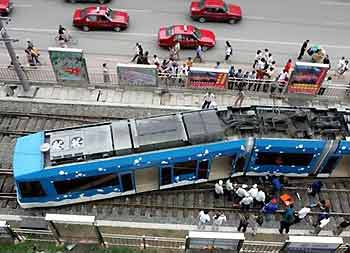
[0,0,13,16]
[158,25,215,50]
[190,0,242,24]
[73,6,129,32]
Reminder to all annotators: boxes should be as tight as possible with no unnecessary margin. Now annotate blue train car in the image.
[13,106,350,208]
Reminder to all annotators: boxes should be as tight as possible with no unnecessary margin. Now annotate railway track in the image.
[1,111,350,231]
[0,111,124,210]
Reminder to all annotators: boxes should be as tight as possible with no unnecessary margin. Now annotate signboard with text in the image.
[188,67,228,89]
[287,62,329,95]
[117,63,158,87]
[48,47,89,83]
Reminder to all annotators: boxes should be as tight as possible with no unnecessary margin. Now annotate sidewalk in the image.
[0,48,349,83]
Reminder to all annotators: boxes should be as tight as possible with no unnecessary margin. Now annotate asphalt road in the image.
[2,0,350,67]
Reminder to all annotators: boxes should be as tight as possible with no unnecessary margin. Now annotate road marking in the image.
[8,27,56,33]
[216,37,350,50]
[320,1,350,6]
[119,8,153,13]
[13,4,33,8]
[7,27,350,50]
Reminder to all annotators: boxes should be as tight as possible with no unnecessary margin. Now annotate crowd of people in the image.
[197,176,350,237]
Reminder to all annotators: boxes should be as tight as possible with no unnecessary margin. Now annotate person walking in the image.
[198,210,210,230]
[233,80,245,107]
[313,212,330,235]
[25,49,35,66]
[283,59,293,74]
[307,180,323,206]
[174,41,181,60]
[30,47,41,65]
[131,43,142,62]
[225,179,234,201]
[297,40,309,60]
[212,212,227,231]
[262,198,278,222]
[194,45,203,63]
[186,57,193,69]
[271,176,283,198]
[214,180,224,199]
[225,41,233,62]
[27,40,34,50]
[248,214,259,236]
[279,204,295,234]
[214,61,220,69]
[102,63,110,83]
[323,54,331,69]
[152,55,161,68]
[318,76,332,96]
[334,218,350,236]
[237,213,250,233]
[202,92,214,109]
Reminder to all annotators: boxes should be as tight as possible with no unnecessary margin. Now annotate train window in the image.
[255,152,313,166]
[19,181,46,198]
[174,160,197,177]
[54,173,119,195]
[161,167,172,185]
[121,173,134,191]
[198,160,209,179]
[321,156,339,174]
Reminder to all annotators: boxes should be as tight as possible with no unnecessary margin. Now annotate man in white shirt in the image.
[212,212,227,231]
[240,195,253,211]
[248,184,258,199]
[215,180,224,199]
[202,92,215,109]
[225,179,234,201]
[236,184,249,199]
[255,190,266,208]
[198,210,210,230]
[294,207,311,224]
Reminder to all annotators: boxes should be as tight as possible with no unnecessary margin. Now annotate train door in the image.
[197,160,209,179]
[160,166,172,186]
[134,167,159,193]
[317,156,342,177]
[120,172,134,192]
[233,156,246,176]
[208,155,235,180]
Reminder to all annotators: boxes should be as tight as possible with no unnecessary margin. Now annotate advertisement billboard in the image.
[48,47,89,83]
[188,67,228,89]
[117,63,158,87]
[287,62,329,95]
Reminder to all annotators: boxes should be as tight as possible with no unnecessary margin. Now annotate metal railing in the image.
[0,213,349,252]
[1,67,350,100]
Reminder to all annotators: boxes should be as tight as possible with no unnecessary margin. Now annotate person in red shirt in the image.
[283,59,293,74]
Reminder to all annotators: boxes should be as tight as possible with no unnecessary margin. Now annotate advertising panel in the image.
[188,67,228,89]
[48,47,89,83]
[117,63,158,87]
[287,62,329,95]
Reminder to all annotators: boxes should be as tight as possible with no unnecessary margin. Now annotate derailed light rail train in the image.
[13,106,350,208]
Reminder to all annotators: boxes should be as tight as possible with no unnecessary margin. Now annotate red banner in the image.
[287,62,329,95]
[188,67,228,89]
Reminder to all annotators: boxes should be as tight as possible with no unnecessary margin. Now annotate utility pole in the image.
[0,17,36,97]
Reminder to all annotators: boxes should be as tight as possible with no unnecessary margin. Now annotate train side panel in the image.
[246,139,326,176]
